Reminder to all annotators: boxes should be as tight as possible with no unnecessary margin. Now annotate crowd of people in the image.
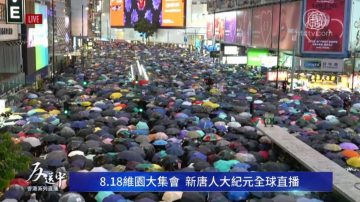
[1,41,359,202]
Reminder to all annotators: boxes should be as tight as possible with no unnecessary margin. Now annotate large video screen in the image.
[28,3,49,71]
[112,0,186,28]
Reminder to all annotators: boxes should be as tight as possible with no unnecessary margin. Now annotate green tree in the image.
[134,18,158,43]
[0,133,31,191]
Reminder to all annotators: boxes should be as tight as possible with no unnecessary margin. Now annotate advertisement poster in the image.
[321,59,344,72]
[350,0,360,51]
[252,6,273,48]
[247,48,269,66]
[272,1,301,50]
[236,9,251,46]
[302,0,348,54]
[215,13,225,41]
[224,12,236,43]
[110,0,125,27]
[34,3,49,71]
[124,0,162,27]
[207,14,214,39]
[300,59,322,71]
[162,0,185,27]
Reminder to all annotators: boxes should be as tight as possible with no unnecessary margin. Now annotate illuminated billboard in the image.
[28,3,49,71]
[110,0,125,27]
[115,0,185,28]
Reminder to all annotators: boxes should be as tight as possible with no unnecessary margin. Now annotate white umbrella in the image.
[68,150,85,157]
[162,191,183,202]
[23,137,41,147]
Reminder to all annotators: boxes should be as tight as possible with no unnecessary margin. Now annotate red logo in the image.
[26,14,42,24]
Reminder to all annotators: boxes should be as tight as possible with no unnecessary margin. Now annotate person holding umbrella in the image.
[344,96,352,114]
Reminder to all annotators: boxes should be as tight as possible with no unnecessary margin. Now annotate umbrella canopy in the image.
[339,142,359,150]
[323,143,342,152]
[342,150,360,158]
[59,192,86,202]
[23,137,41,147]
[347,157,360,168]
[162,191,183,202]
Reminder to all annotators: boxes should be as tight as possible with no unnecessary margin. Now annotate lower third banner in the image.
[69,172,332,192]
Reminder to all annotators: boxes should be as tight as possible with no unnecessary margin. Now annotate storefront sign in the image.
[247,48,269,66]
[321,59,344,72]
[6,0,24,24]
[300,58,344,72]
[267,71,288,81]
[302,0,349,55]
[110,0,124,27]
[0,24,19,41]
[301,59,322,71]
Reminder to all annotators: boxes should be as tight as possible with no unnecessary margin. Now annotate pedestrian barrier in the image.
[257,125,360,202]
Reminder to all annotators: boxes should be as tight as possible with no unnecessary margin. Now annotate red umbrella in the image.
[10,178,30,187]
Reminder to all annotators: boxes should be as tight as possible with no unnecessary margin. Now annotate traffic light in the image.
[64,101,70,115]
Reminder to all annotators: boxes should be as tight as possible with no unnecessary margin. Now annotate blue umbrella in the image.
[166,143,184,157]
[190,151,207,161]
[27,93,38,99]
[227,192,249,201]
[71,121,87,129]
[153,140,168,146]
[199,118,214,130]
[27,116,44,123]
[103,194,125,202]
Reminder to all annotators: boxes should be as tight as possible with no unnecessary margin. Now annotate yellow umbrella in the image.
[94,127,102,132]
[248,88,257,94]
[114,106,123,111]
[147,164,164,172]
[34,108,47,113]
[110,92,123,100]
[81,101,92,107]
[41,114,51,119]
[203,101,220,109]
[120,89,129,93]
[346,157,360,168]
[49,109,61,116]
[324,143,342,152]
[210,88,220,95]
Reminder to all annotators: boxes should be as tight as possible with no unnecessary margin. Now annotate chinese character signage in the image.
[69,172,332,192]
[302,0,350,55]
[6,0,25,24]
[299,58,344,72]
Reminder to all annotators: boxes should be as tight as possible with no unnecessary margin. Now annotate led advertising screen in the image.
[224,11,236,43]
[124,0,162,27]
[119,0,185,28]
[29,3,49,71]
[302,0,349,55]
[247,48,269,66]
[162,0,185,27]
[236,9,251,46]
[110,0,125,27]
[252,6,273,48]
